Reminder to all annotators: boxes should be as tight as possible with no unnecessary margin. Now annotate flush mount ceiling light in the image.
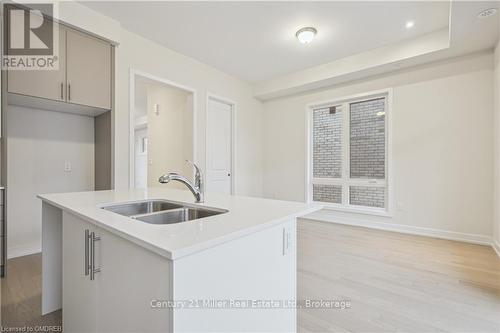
[296,27,317,44]
[405,21,415,29]
[477,8,498,19]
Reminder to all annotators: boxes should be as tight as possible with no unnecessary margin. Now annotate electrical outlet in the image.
[64,161,72,172]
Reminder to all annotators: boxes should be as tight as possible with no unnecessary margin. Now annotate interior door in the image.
[206,98,233,194]
[8,25,66,101]
[66,29,111,109]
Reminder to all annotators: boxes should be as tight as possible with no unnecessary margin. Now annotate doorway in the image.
[206,95,235,194]
[130,70,196,189]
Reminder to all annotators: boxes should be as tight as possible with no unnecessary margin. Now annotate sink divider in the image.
[129,207,188,220]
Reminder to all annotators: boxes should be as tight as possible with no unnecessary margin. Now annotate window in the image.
[308,91,390,213]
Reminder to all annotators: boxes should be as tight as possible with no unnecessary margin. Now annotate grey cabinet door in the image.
[66,29,111,110]
[7,26,66,101]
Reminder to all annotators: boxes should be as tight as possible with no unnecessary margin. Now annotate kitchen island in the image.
[39,188,320,332]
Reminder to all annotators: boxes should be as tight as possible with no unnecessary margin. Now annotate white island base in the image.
[40,189,315,333]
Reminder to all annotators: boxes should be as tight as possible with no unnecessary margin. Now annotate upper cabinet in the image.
[8,27,67,102]
[66,30,111,110]
[7,24,113,111]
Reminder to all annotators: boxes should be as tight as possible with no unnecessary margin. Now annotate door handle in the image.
[90,232,101,281]
[67,83,71,101]
[60,83,64,100]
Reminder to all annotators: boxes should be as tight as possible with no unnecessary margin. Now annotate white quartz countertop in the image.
[38,188,321,260]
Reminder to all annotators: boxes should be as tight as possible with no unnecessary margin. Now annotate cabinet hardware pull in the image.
[90,232,101,281]
[60,83,64,100]
[68,83,71,101]
[84,229,90,276]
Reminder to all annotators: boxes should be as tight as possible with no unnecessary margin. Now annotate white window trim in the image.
[305,88,393,217]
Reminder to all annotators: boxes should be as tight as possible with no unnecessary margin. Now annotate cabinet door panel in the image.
[62,212,97,333]
[66,29,111,109]
[7,26,66,101]
[96,226,171,332]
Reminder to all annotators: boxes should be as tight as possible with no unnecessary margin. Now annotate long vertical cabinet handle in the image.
[60,83,64,100]
[84,229,90,276]
[67,83,71,101]
[90,232,101,281]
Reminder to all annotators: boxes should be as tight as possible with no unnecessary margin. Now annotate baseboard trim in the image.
[300,215,492,246]
[7,243,41,259]
[492,238,500,257]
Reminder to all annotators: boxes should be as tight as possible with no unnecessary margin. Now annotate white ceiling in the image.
[81,1,451,83]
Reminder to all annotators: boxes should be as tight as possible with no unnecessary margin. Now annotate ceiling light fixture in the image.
[296,27,317,44]
[477,8,497,19]
[405,21,415,29]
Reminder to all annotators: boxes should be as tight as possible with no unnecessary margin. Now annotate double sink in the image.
[101,200,228,225]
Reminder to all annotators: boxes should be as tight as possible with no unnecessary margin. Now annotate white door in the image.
[206,98,233,194]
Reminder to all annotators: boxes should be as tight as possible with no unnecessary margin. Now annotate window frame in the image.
[306,89,393,216]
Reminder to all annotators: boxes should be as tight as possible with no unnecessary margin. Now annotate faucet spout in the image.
[158,162,204,203]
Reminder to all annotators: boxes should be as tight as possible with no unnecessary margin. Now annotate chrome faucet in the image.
[158,160,204,203]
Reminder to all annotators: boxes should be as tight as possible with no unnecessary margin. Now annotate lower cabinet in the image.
[62,213,97,332]
[62,212,171,333]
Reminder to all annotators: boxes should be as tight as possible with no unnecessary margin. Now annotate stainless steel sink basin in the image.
[101,199,228,224]
[134,207,227,225]
[101,200,183,217]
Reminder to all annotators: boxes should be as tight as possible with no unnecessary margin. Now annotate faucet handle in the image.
[186,160,203,188]
[186,160,201,175]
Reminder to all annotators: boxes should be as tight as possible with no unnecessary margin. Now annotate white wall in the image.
[6,106,95,258]
[263,52,494,240]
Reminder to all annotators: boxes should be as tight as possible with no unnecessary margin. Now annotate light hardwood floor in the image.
[1,221,499,332]
[298,220,500,333]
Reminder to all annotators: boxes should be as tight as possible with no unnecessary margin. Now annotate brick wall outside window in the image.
[313,107,342,178]
[350,98,385,179]
[312,184,342,203]
[349,186,385,208]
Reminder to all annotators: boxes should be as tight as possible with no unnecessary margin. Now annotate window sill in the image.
[312,201,393,217]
